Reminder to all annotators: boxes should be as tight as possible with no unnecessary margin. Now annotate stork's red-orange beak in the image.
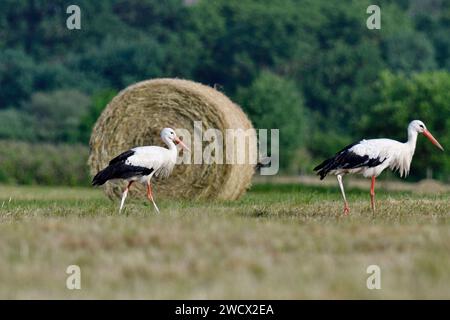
[423,129,444,151]
[174,137,190,152]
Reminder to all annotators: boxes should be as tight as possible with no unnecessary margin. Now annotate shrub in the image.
[236,71,310,171]
[0,140,90,186]
[23,90,90,143]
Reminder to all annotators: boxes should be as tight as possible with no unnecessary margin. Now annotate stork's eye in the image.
[419,125,424,128]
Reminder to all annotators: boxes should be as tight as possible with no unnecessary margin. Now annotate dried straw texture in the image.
[88,78,256,201]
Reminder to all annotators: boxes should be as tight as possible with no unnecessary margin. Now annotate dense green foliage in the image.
[0,140,89,185]
[237,71,309,170]
[360,71,450,180]
[0,0,449,184]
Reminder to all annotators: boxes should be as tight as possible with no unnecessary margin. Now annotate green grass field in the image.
[0,182,449,299]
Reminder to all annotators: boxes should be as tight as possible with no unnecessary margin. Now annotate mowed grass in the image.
[0,182,449,299]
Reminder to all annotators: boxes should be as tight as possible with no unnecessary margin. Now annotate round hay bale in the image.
[88,78,256,201]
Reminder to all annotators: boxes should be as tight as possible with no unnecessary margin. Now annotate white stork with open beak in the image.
[92,128,189,213]
[314,120,444,215]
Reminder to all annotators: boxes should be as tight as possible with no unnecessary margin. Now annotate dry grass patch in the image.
[0,183,449,299]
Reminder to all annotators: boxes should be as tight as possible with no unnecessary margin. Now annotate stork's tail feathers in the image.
[92,166,114,186]
[313,142,358,180]
[314,141,386,180]
[92,163,154,186]
[313,158,333,180]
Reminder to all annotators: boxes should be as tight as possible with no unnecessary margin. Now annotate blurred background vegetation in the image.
[0,0,449,185]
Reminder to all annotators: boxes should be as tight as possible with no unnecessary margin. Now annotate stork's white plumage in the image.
[314,120,444,215]
[92,128,189,213]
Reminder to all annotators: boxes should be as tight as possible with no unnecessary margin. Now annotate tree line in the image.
[0,0,449,183]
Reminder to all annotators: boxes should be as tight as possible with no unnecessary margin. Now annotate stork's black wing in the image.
[108,149,135,165]
[92,149,153,186]
[313,142,384,180]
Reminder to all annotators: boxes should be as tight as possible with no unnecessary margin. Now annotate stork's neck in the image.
[162,137,179,165]
[406,127,418,154]
[163,137,177,151]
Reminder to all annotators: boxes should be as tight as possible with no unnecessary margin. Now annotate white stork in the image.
[92,128,189,213]
[314,120,444,214]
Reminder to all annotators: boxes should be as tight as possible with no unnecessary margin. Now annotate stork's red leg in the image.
[343,202,350,215]
[146,182,153,201]
[370,176,376,212]
[119,181,134,213]
[337,175,350,215]
[146,181,160,213]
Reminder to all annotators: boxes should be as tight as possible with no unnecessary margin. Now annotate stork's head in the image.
[160,128,190,151]
[409,120,444,151]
